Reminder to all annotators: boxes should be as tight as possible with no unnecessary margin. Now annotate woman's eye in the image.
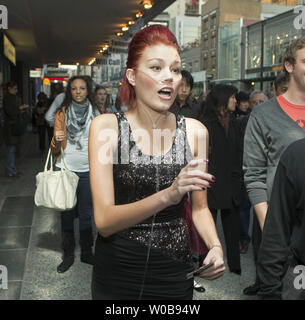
[151,66,161,71]
[173,68,181,74]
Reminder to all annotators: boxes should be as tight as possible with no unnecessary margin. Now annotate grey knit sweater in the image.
[243,96,305,206]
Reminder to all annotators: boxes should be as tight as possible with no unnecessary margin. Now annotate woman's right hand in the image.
[165,159,215,206]
[54,130,66,142]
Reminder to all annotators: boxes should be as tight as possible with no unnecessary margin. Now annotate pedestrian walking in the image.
[51,75,99,273]
[199,84,242,275]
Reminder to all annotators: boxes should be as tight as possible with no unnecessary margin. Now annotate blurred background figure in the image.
[232,91,251,254]
[197,91,208,105]
[272,72,288,97]
[170,70,200,119]
[234,91,250,118]
[105,94,117,113]
[2,81,29,177]
[94,86,117,114]
[45,83,65,145]
[249,91,268,110]
[34,92,48,155]
[94,86,108,114]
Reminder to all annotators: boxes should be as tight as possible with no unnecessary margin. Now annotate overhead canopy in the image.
[2,0,175,67]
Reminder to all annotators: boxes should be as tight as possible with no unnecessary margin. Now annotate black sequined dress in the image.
[92,112,194,300]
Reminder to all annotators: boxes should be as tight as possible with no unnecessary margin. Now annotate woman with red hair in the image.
[89,25,225,300]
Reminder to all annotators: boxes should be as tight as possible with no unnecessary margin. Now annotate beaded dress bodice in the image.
[112,112,193,264]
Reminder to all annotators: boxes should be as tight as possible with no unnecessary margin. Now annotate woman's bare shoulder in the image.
[185,117,208,135]
[91,113,118,130]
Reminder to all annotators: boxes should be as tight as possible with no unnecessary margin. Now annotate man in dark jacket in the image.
[169,70,200,120]
[257,138,305,300]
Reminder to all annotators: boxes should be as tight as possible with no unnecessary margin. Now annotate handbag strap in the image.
[44,148,53,172]
[60,147,69,170]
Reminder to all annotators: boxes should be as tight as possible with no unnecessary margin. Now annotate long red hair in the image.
[119,25,180,109]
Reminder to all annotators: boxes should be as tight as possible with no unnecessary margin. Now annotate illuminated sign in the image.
[30,70,42,78]
[43,78,50,85]
[3,34,16,65]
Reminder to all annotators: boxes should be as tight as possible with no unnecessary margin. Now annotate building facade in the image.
[245,9,305,94]
[201,0,261,86]
[180,45,206,95]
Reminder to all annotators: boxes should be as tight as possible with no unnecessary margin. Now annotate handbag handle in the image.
[43,147,68,172]
[44,148,53,172]
[60,147,69,170]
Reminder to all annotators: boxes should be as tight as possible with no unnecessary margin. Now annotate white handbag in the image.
[34,147,79,211]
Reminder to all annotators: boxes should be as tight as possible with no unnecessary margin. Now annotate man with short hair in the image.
[243,36,305,296]
[170,70,200,119]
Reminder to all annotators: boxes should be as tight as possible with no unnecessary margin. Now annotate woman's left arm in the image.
[186,118,225,280]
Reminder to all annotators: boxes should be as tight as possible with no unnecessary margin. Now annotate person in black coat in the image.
[257,138,305,300]
[199,84,242,274]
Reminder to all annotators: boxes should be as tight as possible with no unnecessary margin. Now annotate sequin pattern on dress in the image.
[113,112,194,265]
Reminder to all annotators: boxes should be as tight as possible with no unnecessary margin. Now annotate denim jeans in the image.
[239,191,251,243]
[56,169,93,232]
[5,144,17,175]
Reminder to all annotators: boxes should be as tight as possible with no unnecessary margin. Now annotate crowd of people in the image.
[1,24,305,300]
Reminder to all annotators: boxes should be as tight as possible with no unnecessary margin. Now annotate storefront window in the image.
[263,15,302,67]
[218,19,241,80]
[247,25,262,69]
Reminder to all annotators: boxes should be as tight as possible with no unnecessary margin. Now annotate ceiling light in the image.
[136,12,143,18]
[144,1,152,9]
[128,20,135,25]
[117,32,123,36]
[122,26,129,31]
[88,58,96,66]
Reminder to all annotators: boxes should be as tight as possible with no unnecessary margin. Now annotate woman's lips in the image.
[158,92,173,100]
[158,87,173,100]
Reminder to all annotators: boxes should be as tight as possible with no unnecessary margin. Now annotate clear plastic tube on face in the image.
[136,69,182,86]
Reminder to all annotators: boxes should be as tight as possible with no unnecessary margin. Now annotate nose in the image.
[162,68,173,83]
